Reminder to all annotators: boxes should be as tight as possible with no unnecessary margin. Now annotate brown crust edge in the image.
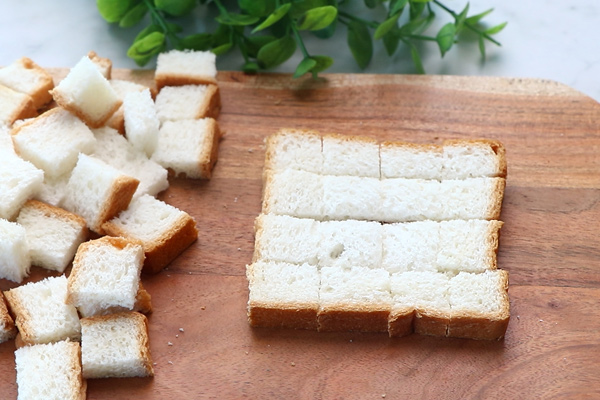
[317,303,390,332]
[155,74,217,90]
[94,175,139,234]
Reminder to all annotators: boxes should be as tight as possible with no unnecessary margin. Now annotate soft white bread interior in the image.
[261,169,324,219]
[15,340,86,400]
[0,292,17,343]
[107,79,154,134]
[16,200,88,273]
[0,152,44,220]
[154,84,221,122]
[80,311,153,379]
[380,142,444,179]
[61,153,139,233]
[123,88,160,157]
[442,139,507,179]
[50,55,121,128]
[155,49,217,89]
[101,194,198,274]
[0,57,54,109]
[4,275,81,345]
[67,236,144,317]
[264,128,323,174]
[0,124,16,155]
[10,107,96,180]
[322,133,380,178]
[317,219,383,269]
[0,84,37,126]
[35,174,70,207]
[322,174,381,221]
[0,218,30,283]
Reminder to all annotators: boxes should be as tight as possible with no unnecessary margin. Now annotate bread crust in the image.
[95,175,139,234]
[443,138,507,178]
[1,86,37,125]
[0,292,17,343]
[486,220,504,269]
[486,178,506,220]
[18,57,55,109]
[155,74,217,90]
[318,303,390,332]
[413,309,451,337]
[388,307,414,338]
[22,199,88,230]
[198,84,221,119]
[248,302,319,330]
[264,128,323,171]
[4,289,36,343]
[197,118,222,179]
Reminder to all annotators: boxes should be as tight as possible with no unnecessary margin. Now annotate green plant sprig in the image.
[96,0,507,77]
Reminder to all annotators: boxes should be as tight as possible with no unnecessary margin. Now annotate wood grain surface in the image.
[1,69,599,399]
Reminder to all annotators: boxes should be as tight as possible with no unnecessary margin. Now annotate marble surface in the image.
[2,1,599,102]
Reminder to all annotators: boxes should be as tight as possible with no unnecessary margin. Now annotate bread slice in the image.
[51,55,121,128]
[247,261,320,330]
[261,169,324,219]
[154,49,217,89]
[322,133,380,178]
[155,84,221,122]
[61,153,139,233]
[15,340,86,400]
[0,292,17,343]
[151,118,222,179]
[264,128,323,174]
[322,175,381,221]
[4,275,81,344]
[123,88,160,157]
[67,236,144,317]
[0,218,30,283]
[0,84,37,126]
[0,57,54,109]
[92,126,168,198]
[107,79,155,134]
[0,152,44,220]
[16,200,88,273]
[80,311,153,378]
[87,50,112,79]
[318,266,391,332]
[101,194,198,274]
[10,107,97,179]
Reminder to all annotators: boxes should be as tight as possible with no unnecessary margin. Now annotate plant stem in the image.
[142,0,179,46]
[432,0,501,46]
[338,10,378,29]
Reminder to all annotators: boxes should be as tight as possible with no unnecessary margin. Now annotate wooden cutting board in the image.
[1,69,599,399]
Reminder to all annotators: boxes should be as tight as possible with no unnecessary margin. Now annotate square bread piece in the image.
[155,84,221,122]
[4,276,81,345]
[16,200,88,273]
[0,292,17,343]
[322,175,382,221]
[35,174,70,207]
[0,218,30,283]
[447,270,510,340]
[15,340,86,400]
[0,84,37,126]
[322,133,380,178]
[261,169,324,219]
[442,139,507,179]
[11,107,97,180]
[107,79,155,134]
[380,142,444,179]
[318,266,391,332]
[155,49,217,89]
[0,124,16,155]
[51,55,121,128]
[101,194,198,274]
[0,57,54,109]
[151,118,221,179]
[93,126,168,198]
[62,153,139,233]
[81,311,153,379]
[123,88,160,157]
[264,128,323,174]
[317,219,383,269]
[67,236,144,317]
[247,261,320,330]
[381,221,440,274]
[0,152,44,220]
[87,50,112,79]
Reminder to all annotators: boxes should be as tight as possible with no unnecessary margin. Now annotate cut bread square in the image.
[61,153,139,233]
[15,340,86,400]
[93,126,168,198]
[51,55,122,128]
[0,152,44,220]
[0,218,30,283]
[0,124,16,156]
[261,169,324,219]
[322,133,380,178]
[247,261,320,330]
[11,107,96,179]
[107,79,155,134]
[4,275,81,344]
[0,292,17,343]
[0,57,54,109]
[317,219,383,269]
[382,221,440,274]
[318,266,391,332]
[380,142,443,179]
[67,236,144,317]
[80,311,153,378]
[0,84,37,126]
[264,128,323,174]
[447,270,510,340]
[101,194,198,274]
[87,50,112,79]
[16,200,88,273]
[155,49,217,89]
[322,175,381,221]
[35,174,70,207]
[151,118,221,179]
[123,88,160,157]
[252,214,320,266]
[155,84,221,122]
[442,139,507,179]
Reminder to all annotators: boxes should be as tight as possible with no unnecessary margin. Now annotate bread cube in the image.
[322,133,380,178]
[102,194,198,274]
[107,79,155,134]
[0,85,37,126]
[322,175,381,221]
[442,139,507,179]
[87,50,112,79]
[264,128,323,174]
[0,57,54,109]
[51,55,121,128]
[123,88,160,157]
[35,174,70,207]
[261,169,324,219]
[382,221,440,274]
[380,141,444,179]
[155,49,217,89]
[317,219,383,269]
[80,311,153,378]
[4,276,81,344]
[0,218,30,283]
[0,153,44,220]
[0,292,17,343]
[155,84,221,122]
[16,200,88,273]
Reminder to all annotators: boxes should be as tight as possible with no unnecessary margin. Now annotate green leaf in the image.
[389,0,408,16]
[216,12,260,26]
[478,34,486,59]
[257,35,297,68]
[119,2,147,28]
[212,24,233,46]
[177,33,213,51]
[382,27,400,56]
[154,0,196,17]
[243,62,260,73]
[310,55,334,73]
[245,35,278,57]
[436,22,456,56]
[293,57,318,78]
[374,12,400,40]
[455,2,469,33]
[297,6,338,31]
[252,3,291,33]
[410,0,432,2]
[212,42,233,55]
[239,0,276,17]
[312,17,337,39]
[290,0,331,18]
[347,20,372,69]
[364,0,379,9]
[133,22,181,43]
[407,42,425,74]
[127,31,165,66]
[465,8,493,25]
[409,1,426,20]
[97,0,137,23]
[484,22,507,35]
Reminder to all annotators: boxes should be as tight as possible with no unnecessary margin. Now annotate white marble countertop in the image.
[2,1,599,102]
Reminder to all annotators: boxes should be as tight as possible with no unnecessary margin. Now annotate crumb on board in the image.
[179,328,184,332]
[168,341,173,346]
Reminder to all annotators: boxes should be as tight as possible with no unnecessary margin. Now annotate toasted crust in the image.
[318,304,390,332]
[134,282,153,314]
[17,57,55,108]
[198,84,221,119]
[197,118,222,179]
[248,302,318,330]
[413,309,451,337]
[486,178,506,220]
[1,86,37,125]
[155,74,217,90]
[388,307,414,338]
[87,51,112,80]
[52,87,122,129]
[4,289,35,343]
[0,292,17,343]
[94,175,139,234]
[485,220,504,269]
[22,199,88,231]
